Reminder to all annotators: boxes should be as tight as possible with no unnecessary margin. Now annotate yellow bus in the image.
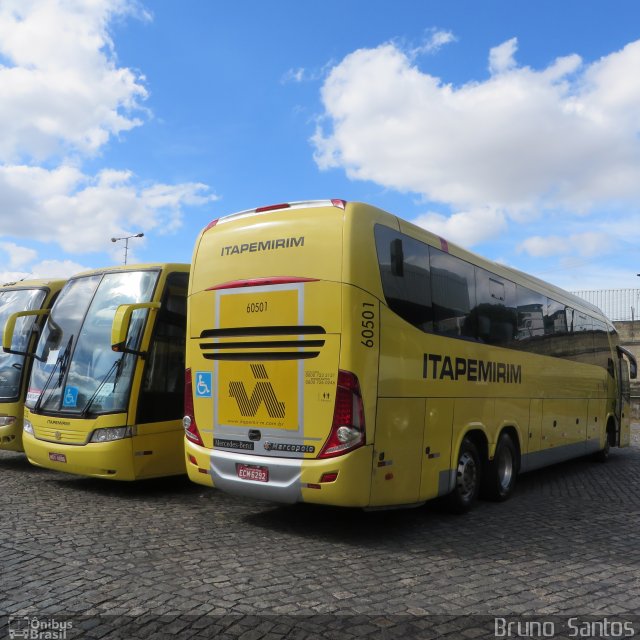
[3,264,189,480]
[184,200,636,510]
[1,279,66,452]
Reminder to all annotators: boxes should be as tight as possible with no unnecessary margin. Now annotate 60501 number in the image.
[246,301,268,313]
[361,302,376,348]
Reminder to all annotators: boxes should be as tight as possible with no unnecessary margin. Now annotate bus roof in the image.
[0,278,67,291]
[65,263,190,280]
[201,198,611,326]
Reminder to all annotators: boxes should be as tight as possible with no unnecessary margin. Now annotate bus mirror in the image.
[617,345,638,380]
[2,309,49,357]
[390,238,404,277]
[111,302,160,355]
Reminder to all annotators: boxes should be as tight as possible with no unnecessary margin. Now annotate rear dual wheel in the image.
[481,433,518,502]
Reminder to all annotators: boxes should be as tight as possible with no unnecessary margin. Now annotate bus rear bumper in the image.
[184,438,215,487]
[186,440,373,507]
[23,432,137,480]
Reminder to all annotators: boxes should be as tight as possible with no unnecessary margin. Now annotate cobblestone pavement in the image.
[1,427,640,639]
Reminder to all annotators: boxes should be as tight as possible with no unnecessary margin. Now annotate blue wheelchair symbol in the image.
[195,372,212,398]
[62,386,79,408]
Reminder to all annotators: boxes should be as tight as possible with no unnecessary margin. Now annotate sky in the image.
[1,0,640,295]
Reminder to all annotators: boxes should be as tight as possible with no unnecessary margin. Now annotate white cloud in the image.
[0,0,217,273]
[415,29,457,55]
[30,259,92,279]
[0,258,91,285]
[0,0,149,162]
[489,37,518,75]
[282,67,306,83]
[518,230,614,259]
[0,165,216,255]
[313,37,640,220]
[412,207,507,247]
[0,241,38,268]
[517,235,568,258]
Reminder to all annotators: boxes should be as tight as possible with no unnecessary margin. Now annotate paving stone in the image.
[2,426,640,638]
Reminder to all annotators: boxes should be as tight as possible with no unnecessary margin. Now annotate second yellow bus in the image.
[3,263,189,480]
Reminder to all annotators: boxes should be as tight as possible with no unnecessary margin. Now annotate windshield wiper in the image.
[33,335,74,413]
[79,357,123,418]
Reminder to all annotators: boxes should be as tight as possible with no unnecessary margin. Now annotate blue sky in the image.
[2,0,640,295]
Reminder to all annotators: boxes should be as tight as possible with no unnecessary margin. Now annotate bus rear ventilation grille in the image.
[198,325,326,361]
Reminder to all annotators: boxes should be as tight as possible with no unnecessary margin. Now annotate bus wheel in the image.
[593,427,611,463]
[481,433,518,502]
[445,438,480,514]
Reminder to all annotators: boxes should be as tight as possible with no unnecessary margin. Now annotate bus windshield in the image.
[0,288,47,401]
[26,270,159,415]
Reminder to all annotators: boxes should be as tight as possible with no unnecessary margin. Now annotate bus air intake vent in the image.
[199,325,326,361]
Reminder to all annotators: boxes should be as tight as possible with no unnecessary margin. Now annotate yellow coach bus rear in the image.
[185,200,635,510]
[4,264,189,480]
[1,279,65,451]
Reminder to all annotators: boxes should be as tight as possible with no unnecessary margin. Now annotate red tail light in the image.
[207,276,318,291]
[255,203,291,213]
[203,218,218,233]
[183,368,204,447]
[318,370,365,459]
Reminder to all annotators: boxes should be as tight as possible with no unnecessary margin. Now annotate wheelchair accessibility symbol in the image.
[195,372,212,398]
[62,385,79,408]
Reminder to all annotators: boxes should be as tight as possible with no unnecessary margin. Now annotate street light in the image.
[111,232,144,265]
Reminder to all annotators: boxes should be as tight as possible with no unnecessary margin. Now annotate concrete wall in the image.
[614,320,640,420]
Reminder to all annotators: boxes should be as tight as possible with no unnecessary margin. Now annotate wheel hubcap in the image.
[456,452,477,500]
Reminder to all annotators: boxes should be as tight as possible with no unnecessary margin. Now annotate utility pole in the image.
[111,233,144,265]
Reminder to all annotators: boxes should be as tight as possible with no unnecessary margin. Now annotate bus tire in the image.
[481,433,518,502]
[445,437,481,514]
[593,426,612,463]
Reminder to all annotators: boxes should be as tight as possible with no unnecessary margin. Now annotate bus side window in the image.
[374,225,432,331]
[474,269,516,346]
[136,272,188,424]
[430,246,476,340]
[570,311,595,365]
[515,285,546,349]
[593,318,610,371]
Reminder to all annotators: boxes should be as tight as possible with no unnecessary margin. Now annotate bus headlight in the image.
[0,416,17,427]
[23,419,34,434]
[90,427,132,443]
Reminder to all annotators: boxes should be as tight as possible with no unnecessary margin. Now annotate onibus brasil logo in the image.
[229,364,285,418]
[8,616,72,639]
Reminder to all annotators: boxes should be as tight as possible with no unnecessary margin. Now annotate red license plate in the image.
[49,452,67,463]
[237,464,269,482]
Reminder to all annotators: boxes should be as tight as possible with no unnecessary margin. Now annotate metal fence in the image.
[572,289,640,322]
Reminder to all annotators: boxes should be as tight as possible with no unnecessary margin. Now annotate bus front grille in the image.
[35,426,87,445]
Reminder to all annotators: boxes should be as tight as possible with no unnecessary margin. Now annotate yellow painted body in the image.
[186,201,626,507]
[22,406,184,480]
[20,264,189,480]
[0,279,66,452]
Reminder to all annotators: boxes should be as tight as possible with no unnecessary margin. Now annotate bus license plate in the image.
[49,452,67,463]
[237,464,269,482]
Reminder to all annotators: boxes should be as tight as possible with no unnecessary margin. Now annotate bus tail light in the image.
[183,368,204,447]
[203,219,218,233]
[318,370,365,459]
